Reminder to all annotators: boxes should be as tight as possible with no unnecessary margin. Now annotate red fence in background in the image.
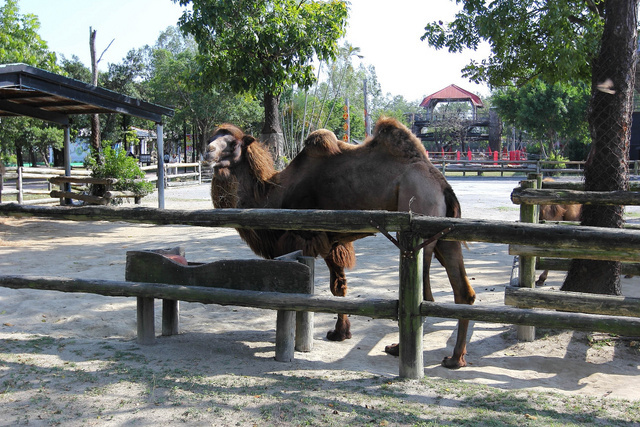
[426,149,527,164]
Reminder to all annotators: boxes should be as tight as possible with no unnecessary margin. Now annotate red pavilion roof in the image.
[419,84,484,109]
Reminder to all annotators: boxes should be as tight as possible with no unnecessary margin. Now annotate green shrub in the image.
[542,151,568,176]
[85,145,154,202]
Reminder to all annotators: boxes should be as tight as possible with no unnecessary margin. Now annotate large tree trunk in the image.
[562,0,638,295]
[261,92,285,170]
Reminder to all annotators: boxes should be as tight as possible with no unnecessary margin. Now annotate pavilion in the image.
[0,63,174,208]
[419,84,485,121]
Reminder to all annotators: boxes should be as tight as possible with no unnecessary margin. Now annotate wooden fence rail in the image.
[0,166,90,205]
[0,203,638,379]
[429,159,640,177]
[140,162,202,187]
[431,159,588,177]
[509,175,640,340]
[2,204,640,252]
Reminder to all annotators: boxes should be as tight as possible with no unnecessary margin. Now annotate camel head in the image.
[204,123,256,171]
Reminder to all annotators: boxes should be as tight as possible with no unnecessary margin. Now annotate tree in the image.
[422,0,603,87]
[562,0,638,295]
[0,0,57,70]
[145,26,262,157]
[492,80,590,157]
[0,0,59,166]
[177,0,348,167]
[422,0,638,296]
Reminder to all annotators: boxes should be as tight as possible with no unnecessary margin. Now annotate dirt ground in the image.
[0,177,639,425]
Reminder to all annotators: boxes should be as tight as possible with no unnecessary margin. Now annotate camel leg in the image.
[536,270,549,287]
[434,239,475,369]
[324,245,353,341]
[423,244,435,302]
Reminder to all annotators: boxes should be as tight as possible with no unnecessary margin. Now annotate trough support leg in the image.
[162,299,179,336]
[517,177,539,341]
[275,310,296,362]
[295,256,315,352]
[137,297,155,345]
[398,231,424,379]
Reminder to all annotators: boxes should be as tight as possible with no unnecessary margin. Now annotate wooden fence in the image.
[49,176,144,205]
[431,159,640,177]
[0,203,638,379]
[432,159,587,177]
[509,175,640,340]
[0,166,90,204]
[140,162,202,188]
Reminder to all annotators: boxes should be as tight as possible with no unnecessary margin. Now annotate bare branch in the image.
[97,38,115,64]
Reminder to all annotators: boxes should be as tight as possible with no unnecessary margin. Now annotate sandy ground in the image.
[0,177,639,424]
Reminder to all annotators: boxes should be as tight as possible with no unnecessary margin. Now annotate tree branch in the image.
[97,38,115,64]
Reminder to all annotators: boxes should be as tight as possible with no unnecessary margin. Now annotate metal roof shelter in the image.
[419,84,485,123]
[0,63,174,208]
[419,84,484,110]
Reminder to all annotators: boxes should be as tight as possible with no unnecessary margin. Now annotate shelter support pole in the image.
[63,124,71,205]
[398,231,424,379]
[156,122,165,209]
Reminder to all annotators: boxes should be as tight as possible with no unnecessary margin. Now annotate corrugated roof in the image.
[0,63,174,125]
[419,84,484,109]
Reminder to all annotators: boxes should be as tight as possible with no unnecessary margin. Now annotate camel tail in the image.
[444,185,462,219]
[327,242,356,269]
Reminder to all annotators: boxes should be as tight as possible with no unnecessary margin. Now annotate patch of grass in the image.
[1,336,638,426]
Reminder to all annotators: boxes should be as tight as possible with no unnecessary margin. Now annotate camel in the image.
[536,180,582,287]
[205,117,476,369]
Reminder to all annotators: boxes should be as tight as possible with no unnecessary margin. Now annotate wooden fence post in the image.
[295,256,315,352]
[162,299,179,336]
[137,296,155,345]
[398,231,424,379]
[517,176,539,341]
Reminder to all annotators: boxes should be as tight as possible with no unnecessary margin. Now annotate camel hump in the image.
[302,129,345,157]
[370,117,427,160]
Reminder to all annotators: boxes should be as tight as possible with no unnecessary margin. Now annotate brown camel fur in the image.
[536,180,583,287]
[206,117,476,369]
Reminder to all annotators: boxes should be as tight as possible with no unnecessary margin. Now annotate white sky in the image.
[13,0,491,102]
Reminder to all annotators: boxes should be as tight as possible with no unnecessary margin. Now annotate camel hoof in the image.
[441,356,466,369]
[384,343,399,357]
[326,329,351,341]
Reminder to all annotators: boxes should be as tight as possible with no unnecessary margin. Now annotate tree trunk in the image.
[15,144,23,167]
[261,92,285,170]
[562,0,638,295]
[52,147,64,167]
[29,147,37,166]
[488,108,502,153]
[90,28,101,159]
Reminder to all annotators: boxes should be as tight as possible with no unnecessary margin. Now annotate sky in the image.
[13,0,491,102]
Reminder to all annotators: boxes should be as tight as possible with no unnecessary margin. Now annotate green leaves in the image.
[422,0,604,87]
[0,0,58,71]
[492,80,590,156]
[178,0,348,96]
[86,145,154,197]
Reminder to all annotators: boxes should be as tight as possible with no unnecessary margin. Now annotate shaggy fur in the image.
[536,202,582,286]
[205,117,475,368]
